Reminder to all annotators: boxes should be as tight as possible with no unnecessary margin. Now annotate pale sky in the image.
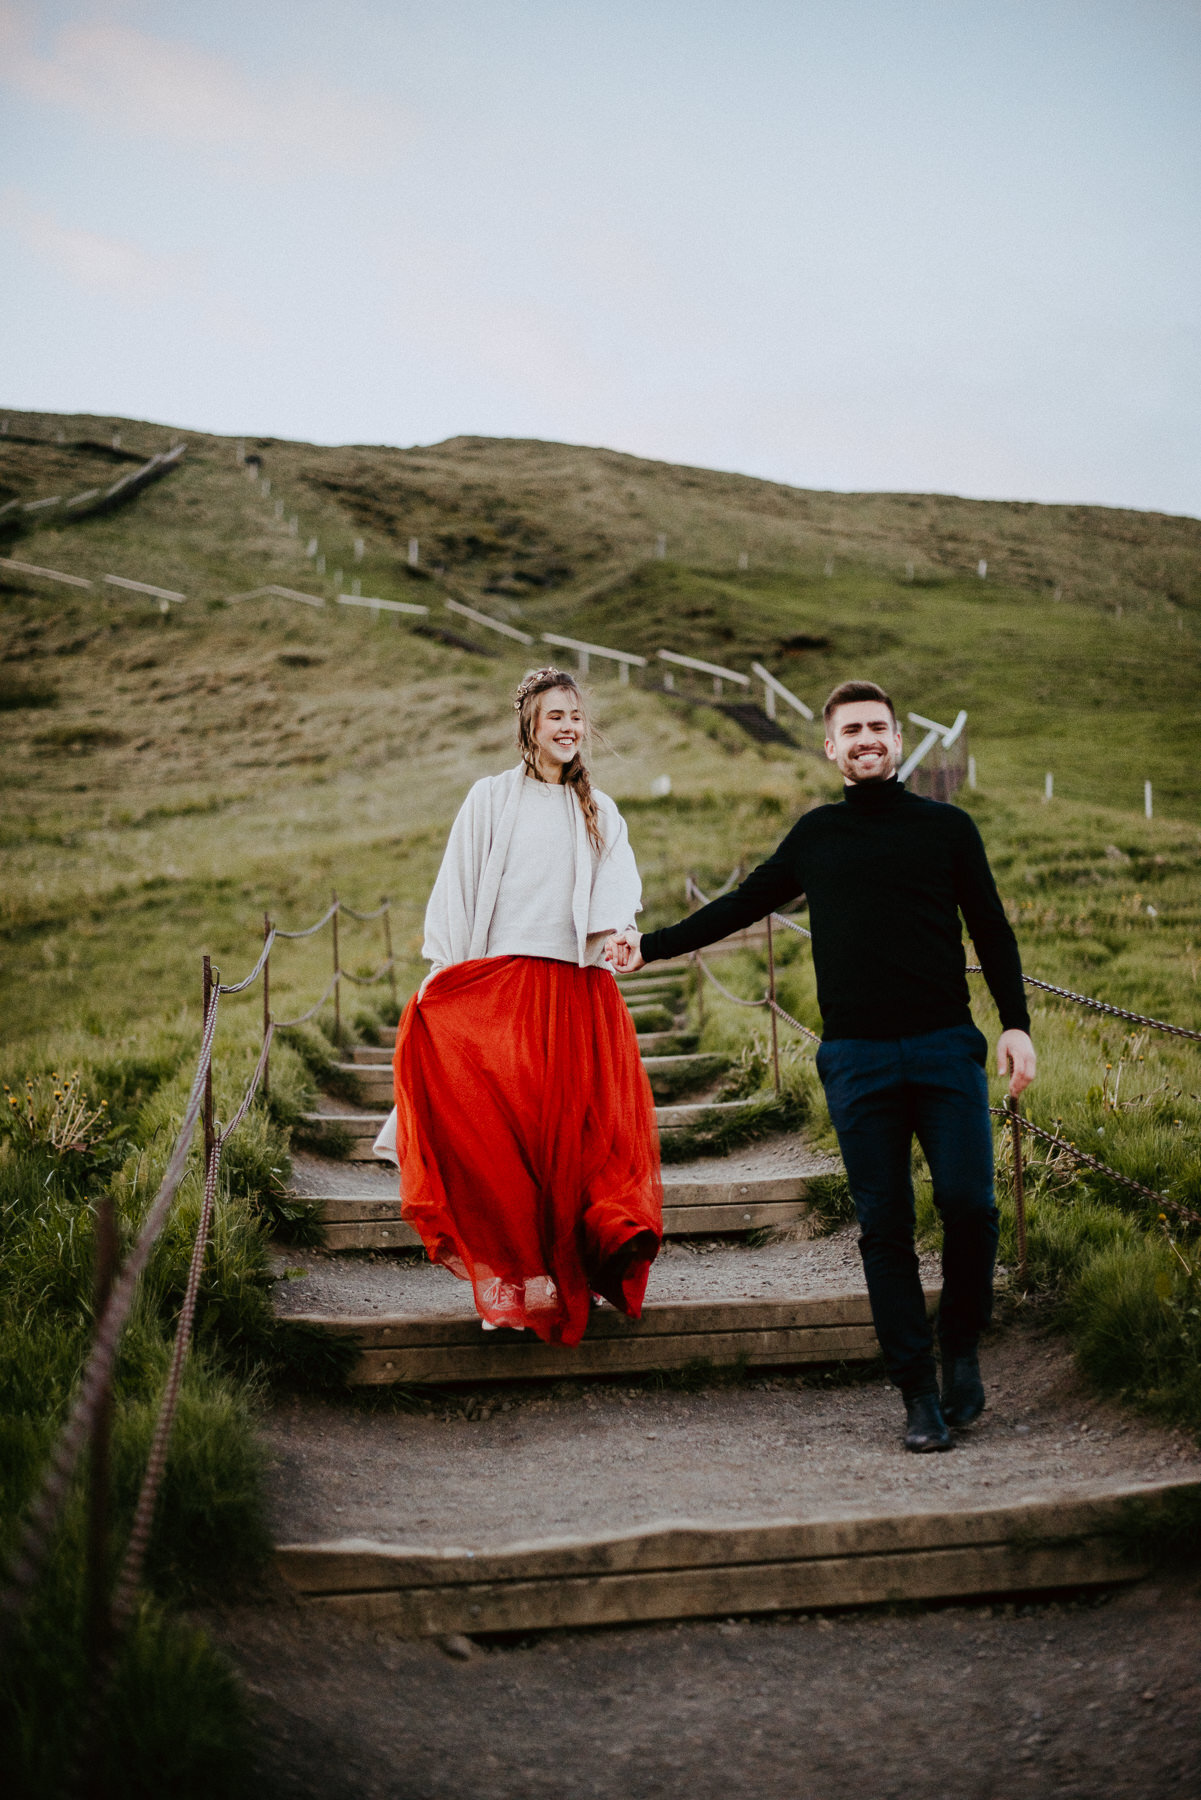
[2,0,1199,513]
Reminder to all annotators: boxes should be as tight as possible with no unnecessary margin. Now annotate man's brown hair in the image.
[822,679,896,731]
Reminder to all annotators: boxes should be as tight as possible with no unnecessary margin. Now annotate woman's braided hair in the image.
[514,667,603,850]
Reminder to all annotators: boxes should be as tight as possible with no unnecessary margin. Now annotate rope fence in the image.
[0,889,404,1727]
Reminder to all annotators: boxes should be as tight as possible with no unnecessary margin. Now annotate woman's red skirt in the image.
[392,956,663,1346]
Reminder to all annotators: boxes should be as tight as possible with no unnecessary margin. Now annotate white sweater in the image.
[374,764,640,1166]
[421,763,641,973]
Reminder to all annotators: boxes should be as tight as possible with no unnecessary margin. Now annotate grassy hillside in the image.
[2,408,1200,1786]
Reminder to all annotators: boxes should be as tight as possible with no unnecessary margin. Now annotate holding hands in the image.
[605,928,644,972]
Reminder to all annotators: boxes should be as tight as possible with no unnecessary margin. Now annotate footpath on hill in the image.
[201,968,1201,1798]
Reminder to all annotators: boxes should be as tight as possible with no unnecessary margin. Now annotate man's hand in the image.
[997,1028,1036,1098]
[605,928,644,973]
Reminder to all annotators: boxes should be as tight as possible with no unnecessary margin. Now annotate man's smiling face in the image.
[824,699,902,785]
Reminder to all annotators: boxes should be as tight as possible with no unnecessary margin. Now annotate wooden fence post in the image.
[85,1194,118,1709]
[262,914,272,1099]
[1007,1095,1028,1282]
[766,915,780,1094]
[202,955,214,1168]
[331,893,341,1043]
[381,900,398,1016]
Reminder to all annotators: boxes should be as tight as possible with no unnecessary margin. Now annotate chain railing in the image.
[682,872,1199,1259]
[0,890,404,1742]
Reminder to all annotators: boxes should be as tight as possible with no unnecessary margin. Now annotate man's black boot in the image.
[942,1349,986,1427]
[903,1391,953,1453]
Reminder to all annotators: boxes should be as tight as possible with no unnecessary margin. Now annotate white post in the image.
[354,538,364,561]
[664,669,675,691]
[112,431,122,451]
[655,533,667,559]
[306,537,318,558]
[764,683,776,722]
[968,754,977,790]
[1044,772,1053,801]
[1144,780,1153,820]
[737,552,749,571]
[906,561,914,581]
[977,559,988,579]
[618,660,629,685]
[713,676,723,698]
[408,537,419,567]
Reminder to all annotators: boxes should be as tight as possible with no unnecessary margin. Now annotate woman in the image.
[374,667,662,1346]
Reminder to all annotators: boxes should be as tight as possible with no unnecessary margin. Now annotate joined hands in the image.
[605,928,644,973]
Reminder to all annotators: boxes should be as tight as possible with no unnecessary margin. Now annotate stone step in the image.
[282,1289,903,1386]
[276,1478,1196,1638]
[303,1171,813,1251]
[345,1036,703,1070]
[301,1097,766,1158]
[641,1051,731,1100]
[624,1005,679,1032]
[636,1030,698,1055]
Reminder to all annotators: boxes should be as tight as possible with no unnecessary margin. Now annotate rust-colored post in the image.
[85,1193,118,1704]
[202,954,214,1168]
[693,950,703,1031]
[331,891,341,1043]
[766,914,780,1094]
[1007,1095,1027,1282]
[381,899,398,1015]
[262,913,271,1099]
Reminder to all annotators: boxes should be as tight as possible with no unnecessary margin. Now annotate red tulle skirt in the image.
[392,956,663,1346]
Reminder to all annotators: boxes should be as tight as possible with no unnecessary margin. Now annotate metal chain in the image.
[968,965,1201,1042]
[990,1105,1201,1228]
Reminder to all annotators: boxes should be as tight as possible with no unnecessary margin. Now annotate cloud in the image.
[1,187,190,300]
[0,8,411,176]
[1,187,270,344]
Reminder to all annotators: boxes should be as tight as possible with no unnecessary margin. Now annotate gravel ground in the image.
[288,1134,840,1200]
[268,1225,935,1320]
[261,1319,1201,1549]
[199,1573,1201,1800]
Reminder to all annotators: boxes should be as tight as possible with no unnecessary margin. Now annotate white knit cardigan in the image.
[373,764,641,1166]
[421,762,641,971]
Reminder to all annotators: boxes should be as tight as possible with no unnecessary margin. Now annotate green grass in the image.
[2,405,1200,1783]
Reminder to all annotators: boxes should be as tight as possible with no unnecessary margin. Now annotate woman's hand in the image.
[605,929,644,972]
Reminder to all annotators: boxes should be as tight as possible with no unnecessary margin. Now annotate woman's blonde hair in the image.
[513,666,603,849]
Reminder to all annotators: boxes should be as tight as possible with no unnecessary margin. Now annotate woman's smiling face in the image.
[531,687,584,779]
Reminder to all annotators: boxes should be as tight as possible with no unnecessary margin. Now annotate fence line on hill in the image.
[682,873,1200,1247]
[0,892,399,1717]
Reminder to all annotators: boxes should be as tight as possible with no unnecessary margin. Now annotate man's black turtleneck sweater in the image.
[640,779,1030,1042]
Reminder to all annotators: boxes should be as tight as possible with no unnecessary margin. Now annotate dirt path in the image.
[261,1314,1201,1548]
[201,1569,1201,1800]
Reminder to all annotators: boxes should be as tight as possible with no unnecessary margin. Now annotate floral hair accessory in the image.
[512,667,570,711]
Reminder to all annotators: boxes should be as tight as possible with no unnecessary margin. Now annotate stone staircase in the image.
[270,962,1201,1637]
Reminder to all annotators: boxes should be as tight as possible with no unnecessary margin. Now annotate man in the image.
[608,679,1036,1452]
